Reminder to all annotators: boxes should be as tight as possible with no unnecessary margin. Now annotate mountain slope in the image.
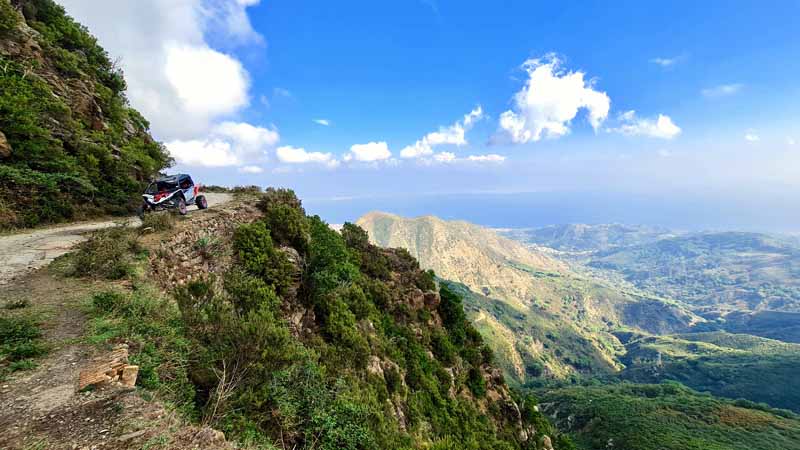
[359,211,566,311]
[620,331,800,412]
[500,223,678,253]
[0,0,171,229]
[588,231,800,313]
[357,212,698,384]
[138,191,566,449]
[539,383,800,450]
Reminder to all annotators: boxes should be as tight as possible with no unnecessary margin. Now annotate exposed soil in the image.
[0,195,236,450]
[0,193,232,286]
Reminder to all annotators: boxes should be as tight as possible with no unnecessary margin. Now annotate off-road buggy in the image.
[138,174,207,219]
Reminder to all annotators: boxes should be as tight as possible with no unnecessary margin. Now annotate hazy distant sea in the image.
[303,191,800,234]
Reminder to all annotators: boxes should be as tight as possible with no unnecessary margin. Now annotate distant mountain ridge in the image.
[499,223,679,252]
[588,231,800,313]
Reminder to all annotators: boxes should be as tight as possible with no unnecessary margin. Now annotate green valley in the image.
[539,383,800,450]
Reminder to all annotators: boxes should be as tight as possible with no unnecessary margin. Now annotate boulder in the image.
[0,131,10,158]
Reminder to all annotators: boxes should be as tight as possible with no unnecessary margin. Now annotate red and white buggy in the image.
[138,174,207,219]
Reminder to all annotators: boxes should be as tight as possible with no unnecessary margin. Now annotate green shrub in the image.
[467,367,487,398]
[140,212,175,232]
[232,221,295,296]
[69,227,140,279]
[0,0,18,36]
[431,330,457,366]
[255,189,310,252]
[342,222,392,280]
[91,290,124,313]
[0,315,47,378]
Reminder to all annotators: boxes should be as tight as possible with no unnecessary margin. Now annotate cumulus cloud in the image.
[313,119,331,126]
[702,83,744,98]
[400,107,484,158]
[166,122,279,167]
[277,145,338,167]
[744,130,760,142]
[58,0,262,140]
[164,43,249,116]
[344,142,392,162]
[498,55,610,144]
[611,110,682,139]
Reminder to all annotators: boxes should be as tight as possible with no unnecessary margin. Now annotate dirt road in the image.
[0,193,231,286]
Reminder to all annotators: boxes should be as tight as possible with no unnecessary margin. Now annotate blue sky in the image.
[61,0,800,230]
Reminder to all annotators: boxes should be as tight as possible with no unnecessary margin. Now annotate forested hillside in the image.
[0,0,171,229]
[620,331,800,412]
[539,383,800,450]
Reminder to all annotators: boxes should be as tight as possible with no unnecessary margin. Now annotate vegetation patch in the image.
[67,226,143,279]
[0,314,48,380]
[140,212,175,232]
[0,0,172,230]
[85,287,196,415]
[538,382,800,450]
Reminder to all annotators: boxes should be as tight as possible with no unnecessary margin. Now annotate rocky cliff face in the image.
[0,0,171,228]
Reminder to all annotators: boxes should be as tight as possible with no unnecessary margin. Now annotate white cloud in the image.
[498,54,610,144]
[650,54,687,68]
[345,142,392,162]
[400,106,484,158]
[612,110,682,139]
[167,140,240,167]
[702,83,744,98]
[164,44,249,116]
[203,0,264,45]
[58,0,263,141]
[745,130,760,142]
[239,165,264,174]
[313,119,331,126]
[276,145,337,167]
[650,56,678,67]
[788,137,797,146]
[467,154,506,162]
[433,152,456,163]
[166,121,279,167]
[425,152,506,164]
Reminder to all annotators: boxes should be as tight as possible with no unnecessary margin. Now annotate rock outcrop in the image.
[77,344,138,391]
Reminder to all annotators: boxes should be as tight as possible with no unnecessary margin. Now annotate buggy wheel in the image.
[137,204,146,220]
[177,197,187,215]
[196,195,208,210]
